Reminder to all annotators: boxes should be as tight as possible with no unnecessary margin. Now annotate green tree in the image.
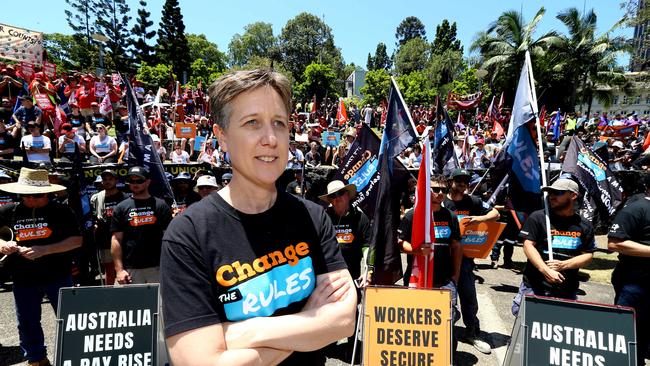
[366,53,374,71]
[471,7,559,98]
[294,62,338,102]
[395,16,427,47]
[396,71,437,105]
[360,69,391,106]
[136,62,175,91]
[44,33,100,72]
[449,67,493,110]
[427,49,464,87]
[369,42,391,71]
[157,0,191,81]
[278,12,344,83]
[552,7,629,112]
[95,0,133,72]
[394,38,430,75]
[228,22,277,67]
[131,0,156,66]
[64,0,98,68]
[432,19,463,55]
[187,34,227,72]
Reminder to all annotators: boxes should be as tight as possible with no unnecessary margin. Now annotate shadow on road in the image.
[490,283,519,294]
[0,345,24,365]
[455,350,479,365]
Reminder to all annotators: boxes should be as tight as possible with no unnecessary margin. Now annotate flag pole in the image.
[525,51,554,261]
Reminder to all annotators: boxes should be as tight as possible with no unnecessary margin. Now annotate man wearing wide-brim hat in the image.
[0,168,82,366]
[319,179,370,359]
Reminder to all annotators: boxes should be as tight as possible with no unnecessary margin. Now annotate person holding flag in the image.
[512,178,596,316]
[443,168,499,354]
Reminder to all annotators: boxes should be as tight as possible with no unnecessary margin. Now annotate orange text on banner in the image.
[363,286,452,366]
[459,220,507,259]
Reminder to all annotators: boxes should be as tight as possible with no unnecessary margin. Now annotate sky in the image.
[1,0,634,68]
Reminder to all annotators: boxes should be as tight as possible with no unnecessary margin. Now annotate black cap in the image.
[127,166,149,179]
[450,168,471,179]
[100,169,117,178]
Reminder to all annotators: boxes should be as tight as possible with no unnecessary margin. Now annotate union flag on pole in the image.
[336,97,348,126]
[409,136,434,289]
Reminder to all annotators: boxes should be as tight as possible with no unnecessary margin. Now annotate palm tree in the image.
[553,7,630,114]
[471,7,559,96]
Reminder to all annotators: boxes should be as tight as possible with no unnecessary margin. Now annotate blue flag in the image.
[507,125,541,194]
[124,77,174,202]
[552,109,561,142]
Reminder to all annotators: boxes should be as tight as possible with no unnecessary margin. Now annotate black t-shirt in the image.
[93,191,127,249]
[91,113,109,129]
[398,207,461,287]
[0,201,80,284]
[113,115,129,134]
[443,194,492,219]
[520,210,595,295]
[173,190,201,214]
[326,206,371,279]
[68,113,84,129]
[110,196,172,268]
[608,196,650,280]
[0,107,13,125]
[160,191,347,365]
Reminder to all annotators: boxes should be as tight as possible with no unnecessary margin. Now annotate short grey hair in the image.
[208,69,292,130]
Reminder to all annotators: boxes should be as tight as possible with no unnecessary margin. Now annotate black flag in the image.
[432,96,459,175]
[367,78,417,285]
[333,124,381,217]
[124,77,174,201]
[562,136,623,223]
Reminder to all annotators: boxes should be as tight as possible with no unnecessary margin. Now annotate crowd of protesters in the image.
[0,62,649,365]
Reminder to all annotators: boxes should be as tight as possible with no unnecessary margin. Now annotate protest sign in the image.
[43,61,56,79]
[95,82,107,98]
[175,123,196,139]
[363,286,452,366]
[598,124,639,138]
[55,285,160,366]
[504,295,637,366]
[194,135,206,151]
[112,73,122,85]
[321,131,341,147]
[20,61,34,81]
[459,220,506,258]
[0,23,43,65]
[33,93,53,111]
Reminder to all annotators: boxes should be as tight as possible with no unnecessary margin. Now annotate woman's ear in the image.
[215,124,227,153]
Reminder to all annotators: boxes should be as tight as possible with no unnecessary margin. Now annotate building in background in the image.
[577,72,650,117]
[346,68,366,98]
[631,1,650,71]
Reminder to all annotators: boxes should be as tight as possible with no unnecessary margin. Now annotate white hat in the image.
[196,175,218,188]
[612,141,625,149]
[0,168,65,194]
[318,180,357,202]
[151,134,160,142]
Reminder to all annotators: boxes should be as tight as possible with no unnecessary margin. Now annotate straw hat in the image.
[319,180,357,202]
[0,168,65,194]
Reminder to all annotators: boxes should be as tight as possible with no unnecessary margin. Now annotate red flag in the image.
[311,95,317,114]
[497,92,505,111]
[409,137,434,288]
[99,94,112,115]
[539,105,547,129]
[336,98,348,126]
[493,120,505,140]
[643,130,650,151]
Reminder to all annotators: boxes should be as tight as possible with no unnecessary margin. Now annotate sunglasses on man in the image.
[127,178,146,185]
[431,187,448,194]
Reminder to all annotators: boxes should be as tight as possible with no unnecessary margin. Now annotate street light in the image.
[91,33,109,76]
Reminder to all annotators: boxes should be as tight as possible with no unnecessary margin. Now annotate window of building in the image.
[635,96,641,104]
[613,96,619,105]
[622,95,628,104]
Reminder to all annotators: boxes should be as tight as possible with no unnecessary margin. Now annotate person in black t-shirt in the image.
[91,169,127,285]
[608,174,650,365]
[0,168,82,366]
[0,119,17,159]
[443,168,499,355]
[113,104,130,147]
[170,172,201,216]
[110,166,172,285]
[160,69,355,366]
[398,174,462,303]
[512,179,595,316]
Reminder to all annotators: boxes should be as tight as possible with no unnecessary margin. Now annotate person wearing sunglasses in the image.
[398,174,463,350]
[109,166,172,286]
[443,168,500,355]
[160,69,355,366]
[512,178,595,316]
[0,168,82,366]
[89,123,118,164]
